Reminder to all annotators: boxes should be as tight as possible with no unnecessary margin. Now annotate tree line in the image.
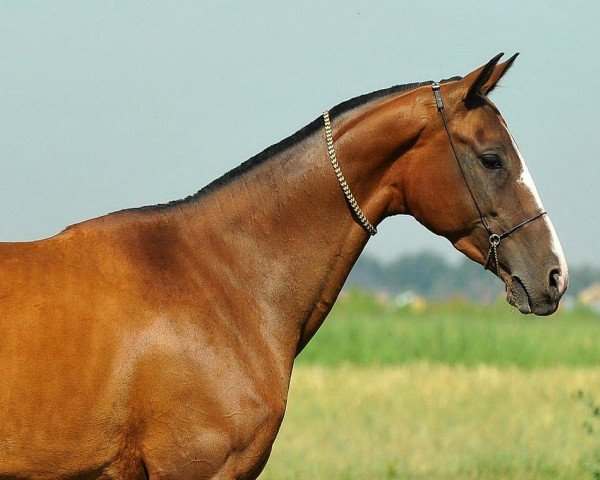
[346,251,599,301]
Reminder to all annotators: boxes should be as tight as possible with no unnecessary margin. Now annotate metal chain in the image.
[484,234,501,275]
[323,110,377,236]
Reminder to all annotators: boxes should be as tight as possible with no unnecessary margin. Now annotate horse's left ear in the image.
[484,52,519,95]
[463,53,519,107]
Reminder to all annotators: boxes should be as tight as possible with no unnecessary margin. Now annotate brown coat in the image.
[0,55,566,479]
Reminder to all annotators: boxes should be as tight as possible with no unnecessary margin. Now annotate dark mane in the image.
[126,77,461,213]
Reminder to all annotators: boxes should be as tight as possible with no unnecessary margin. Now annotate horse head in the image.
[397,54,567,315]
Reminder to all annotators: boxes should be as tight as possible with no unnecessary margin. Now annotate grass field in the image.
[298,291,600,368]
[262,365,600,479]
[259,292,600,479]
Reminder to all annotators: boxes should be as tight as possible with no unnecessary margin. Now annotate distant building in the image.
[578,283,600,312]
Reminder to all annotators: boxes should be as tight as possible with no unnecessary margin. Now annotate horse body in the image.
[0,218,283,478]
[0,130,369,478]
[0,55,567,478]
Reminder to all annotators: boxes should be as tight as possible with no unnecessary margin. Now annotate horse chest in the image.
[139,375,287,479]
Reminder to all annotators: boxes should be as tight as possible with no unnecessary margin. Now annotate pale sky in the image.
[1,1,598,266]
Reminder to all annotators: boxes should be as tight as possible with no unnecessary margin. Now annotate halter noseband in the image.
[431,82,547,274]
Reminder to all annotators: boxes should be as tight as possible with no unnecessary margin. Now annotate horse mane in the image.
[126,76,461,213]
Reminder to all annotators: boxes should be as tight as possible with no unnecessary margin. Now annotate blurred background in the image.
[2,2,600,478]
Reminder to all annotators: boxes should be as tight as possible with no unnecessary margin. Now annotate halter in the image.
[431,82,547,274]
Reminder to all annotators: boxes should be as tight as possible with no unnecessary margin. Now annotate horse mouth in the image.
[506,275,532,314]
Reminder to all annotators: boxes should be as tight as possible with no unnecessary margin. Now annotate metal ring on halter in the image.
[489,234,501,246]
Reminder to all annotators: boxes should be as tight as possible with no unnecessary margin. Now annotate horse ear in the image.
[463,53,504,108]
[483,52,519,95]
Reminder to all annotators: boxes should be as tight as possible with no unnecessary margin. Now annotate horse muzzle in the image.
[504,266,568,316]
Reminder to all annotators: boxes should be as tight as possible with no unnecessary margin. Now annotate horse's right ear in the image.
[463,53,504,108]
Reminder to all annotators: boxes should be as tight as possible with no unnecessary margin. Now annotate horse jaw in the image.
[504,275,532,314]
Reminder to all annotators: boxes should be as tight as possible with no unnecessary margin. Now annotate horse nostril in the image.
[549,268,561,289]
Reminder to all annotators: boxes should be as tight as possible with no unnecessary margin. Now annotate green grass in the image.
[297,290,600,368]
[261,365,600,480]
[260,291,600,479]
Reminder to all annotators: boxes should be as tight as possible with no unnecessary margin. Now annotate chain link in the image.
[323,111,377,236]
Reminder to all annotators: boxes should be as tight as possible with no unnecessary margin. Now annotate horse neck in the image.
[181,92,426,355]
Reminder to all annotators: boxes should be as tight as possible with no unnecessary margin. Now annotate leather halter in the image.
[431,82,547,274]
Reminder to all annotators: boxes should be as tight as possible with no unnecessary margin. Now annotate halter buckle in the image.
[431,82,444,111]
[489,233,501,246]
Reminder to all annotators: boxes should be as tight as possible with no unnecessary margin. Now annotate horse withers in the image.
[0,54,567,479]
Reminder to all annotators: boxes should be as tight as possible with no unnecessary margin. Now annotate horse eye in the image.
[480,154,502,170]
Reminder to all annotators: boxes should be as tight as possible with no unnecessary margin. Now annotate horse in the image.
[0,53,567,479]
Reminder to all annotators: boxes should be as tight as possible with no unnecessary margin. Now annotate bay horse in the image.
[0,54,567,479]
